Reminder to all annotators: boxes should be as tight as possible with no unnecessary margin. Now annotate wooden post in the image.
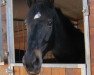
[0,0,4,63]
[89,0,94,75]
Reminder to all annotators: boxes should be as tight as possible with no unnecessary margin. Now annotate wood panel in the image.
[14,67,20,75]
[0,65,8,75]
[90,28,94,63]
[52,68,65,75]
[89,1,94,28]
[13,67,81,75]
[66,68,81,75]
[0,65,81,75]
[41,67,52,75]
[91,63,94,75]
[1,5,8,64]
[89,0,94,75]
[14,66,28,75]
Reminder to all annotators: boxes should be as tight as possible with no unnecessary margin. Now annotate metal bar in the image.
[6,0,15,64]
[11,63,86,75]
[10,63,86,68]
[0,0,4,63]
[82,0,91,75]
[81,65,87,75]
[6,65,13,75]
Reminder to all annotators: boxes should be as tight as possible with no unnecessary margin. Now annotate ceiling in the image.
[13,0,83,21]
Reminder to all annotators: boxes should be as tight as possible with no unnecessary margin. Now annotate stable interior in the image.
[13,0,84,63]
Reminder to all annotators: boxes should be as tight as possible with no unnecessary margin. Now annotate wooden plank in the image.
[89,14,94,28]
[66,68,81,75]
[20,67,27,75]
[0,65,8,75]
[51,68,65,75]
[90,28,94,63]
[14,66,20,75]
[89,1,94,28]
[59,68,66,75]
[40,67,52,75]
[91,63,94,75]
[2,6,8,62]
[72,69,81,75]
[52,68,60,75]
[66,69,74,75]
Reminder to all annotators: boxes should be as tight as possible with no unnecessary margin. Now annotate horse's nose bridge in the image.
[34,49,42,59]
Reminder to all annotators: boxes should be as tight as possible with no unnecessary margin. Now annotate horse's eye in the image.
[47,24,52,27]
[47,19,52,27]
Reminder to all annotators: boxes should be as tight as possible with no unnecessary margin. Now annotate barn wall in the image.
[0,65,8,75]
[1,4,8,64]
[14,67,81,75]
[89,0,94,75]
[1,5,7,53]
[0,64,83,75]
[14,21,27,50]
[0,65,81,75]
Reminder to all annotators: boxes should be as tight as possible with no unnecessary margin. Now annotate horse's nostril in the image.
[29,71,39,75]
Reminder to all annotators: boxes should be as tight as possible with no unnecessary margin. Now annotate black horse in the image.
[23,0,85,75]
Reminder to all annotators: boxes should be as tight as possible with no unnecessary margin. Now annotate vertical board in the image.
[14,67,20,75]
[52,68,65,75]
[19,67,28,75]
[52,68,60,75]
[91,63,94,75]
[1,5,8,64]
[0,65,8,75]
[66,68,81,75]
[90,28,94,63]
[89,0,94,75]
[14,66,28,75]
[89,1,94,28]
[41,67,52,75]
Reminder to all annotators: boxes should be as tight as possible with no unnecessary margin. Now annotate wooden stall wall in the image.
[14,67,81,75]
[14,21,27,51]
[89,0,94,75]
[0,66,81,75]
[1,4,8,64]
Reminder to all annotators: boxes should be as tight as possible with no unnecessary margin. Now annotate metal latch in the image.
[1,0,6,6]
[6,66,13,74]
[82,5,89,16]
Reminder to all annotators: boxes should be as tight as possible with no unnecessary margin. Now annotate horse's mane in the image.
[55,8,83,36]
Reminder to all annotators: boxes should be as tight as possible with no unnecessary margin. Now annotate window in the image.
[6,0,91,75]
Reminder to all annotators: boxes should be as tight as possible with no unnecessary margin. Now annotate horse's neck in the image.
[31,0,53,6]
[54,13,76,46]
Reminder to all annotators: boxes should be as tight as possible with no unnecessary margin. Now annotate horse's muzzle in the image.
[28,70,40,75]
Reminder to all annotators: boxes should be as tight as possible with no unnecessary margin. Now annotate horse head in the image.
[22,0,58,74]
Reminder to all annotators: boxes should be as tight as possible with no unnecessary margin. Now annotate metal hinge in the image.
[82,5,89,16]
[6,66,13,75]
[1,0,6,6]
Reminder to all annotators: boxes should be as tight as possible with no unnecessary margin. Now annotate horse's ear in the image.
[26,0,34,8]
